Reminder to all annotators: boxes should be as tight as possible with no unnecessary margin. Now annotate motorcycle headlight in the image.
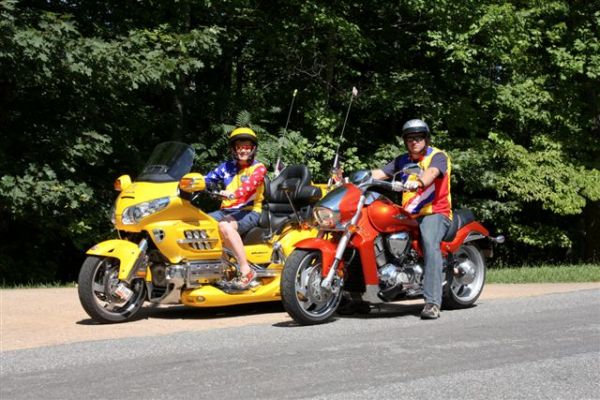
[121,197,170,225]
[313,206,340,229]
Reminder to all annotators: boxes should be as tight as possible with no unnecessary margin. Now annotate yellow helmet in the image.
[228,127,258,147]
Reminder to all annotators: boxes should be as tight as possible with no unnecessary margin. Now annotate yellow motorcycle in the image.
[78,141,323,323]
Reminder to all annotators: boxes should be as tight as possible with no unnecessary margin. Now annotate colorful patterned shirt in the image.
[205,159,267,212]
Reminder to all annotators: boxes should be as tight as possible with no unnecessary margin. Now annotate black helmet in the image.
[401,119,430,138]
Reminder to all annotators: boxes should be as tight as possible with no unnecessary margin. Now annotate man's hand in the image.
[404,180,420,191]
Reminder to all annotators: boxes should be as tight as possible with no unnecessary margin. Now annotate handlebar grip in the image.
[390,181,404,192]
[367,180,404,192]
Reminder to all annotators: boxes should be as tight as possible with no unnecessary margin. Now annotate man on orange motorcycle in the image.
[204,127,267,289]
[372,119,452,319]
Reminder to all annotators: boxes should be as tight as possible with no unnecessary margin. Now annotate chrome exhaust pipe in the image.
[490,235,505,244]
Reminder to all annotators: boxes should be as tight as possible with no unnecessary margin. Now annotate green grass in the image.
[487,264,600,284]
[0,281,77,290]
[1,265,600,288]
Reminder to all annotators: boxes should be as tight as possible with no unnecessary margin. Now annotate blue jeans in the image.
[418,214,451,307]
[209,209,260,235]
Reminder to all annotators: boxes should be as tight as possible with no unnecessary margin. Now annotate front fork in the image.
[320,195,366,290]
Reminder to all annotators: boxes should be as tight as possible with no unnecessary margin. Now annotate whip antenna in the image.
[329,86,358,187]
[274,89,298,176]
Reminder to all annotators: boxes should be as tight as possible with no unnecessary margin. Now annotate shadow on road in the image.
[76,301,286,325]
[271,302,435,328]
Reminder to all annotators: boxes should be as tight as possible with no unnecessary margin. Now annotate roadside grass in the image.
[0,281,77,289]
[487,264,600,284]
[2,264,600,288]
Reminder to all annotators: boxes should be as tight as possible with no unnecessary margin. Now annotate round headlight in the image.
[313,206,340,228]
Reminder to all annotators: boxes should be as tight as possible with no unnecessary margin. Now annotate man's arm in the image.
[417,153,447,188]
[417,167,440,187]
[371,169,390,180]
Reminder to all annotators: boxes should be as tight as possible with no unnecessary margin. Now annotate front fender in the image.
[294,238,340,277]
[86,240,142,281]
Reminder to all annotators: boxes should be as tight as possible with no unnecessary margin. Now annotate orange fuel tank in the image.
[366,198,417,233]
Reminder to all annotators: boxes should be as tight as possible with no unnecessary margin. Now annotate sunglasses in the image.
[405,135,426,142]
[235,144,255,151]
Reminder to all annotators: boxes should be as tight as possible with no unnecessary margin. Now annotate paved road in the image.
[2,290,599,400]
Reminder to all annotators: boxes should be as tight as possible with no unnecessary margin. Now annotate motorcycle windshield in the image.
[137,142,195,182]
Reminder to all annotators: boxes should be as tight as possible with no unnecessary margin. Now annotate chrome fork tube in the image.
[321,195,366,289]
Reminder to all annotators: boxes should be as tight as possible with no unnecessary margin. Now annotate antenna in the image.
[328,86,358,188]
[274,89,298,176]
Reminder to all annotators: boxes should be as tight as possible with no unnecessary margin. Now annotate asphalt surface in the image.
[2,289,599,399]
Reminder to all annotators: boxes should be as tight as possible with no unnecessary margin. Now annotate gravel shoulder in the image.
[1,283,598,351]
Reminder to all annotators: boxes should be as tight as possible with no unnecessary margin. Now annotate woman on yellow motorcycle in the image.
[204,127,267,289]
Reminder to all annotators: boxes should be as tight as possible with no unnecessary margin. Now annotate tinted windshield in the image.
[137,142,195,182]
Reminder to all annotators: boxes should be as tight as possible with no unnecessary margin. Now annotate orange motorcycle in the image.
[280,167,504,325]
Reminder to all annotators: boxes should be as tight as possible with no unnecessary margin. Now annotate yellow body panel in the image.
[277,227,319,259]
[245,244,272,265]
[145,220,222,263]
[313,183,328,198]
[86,239,141,280]
[113,181,208,232]
[181,277,281,307]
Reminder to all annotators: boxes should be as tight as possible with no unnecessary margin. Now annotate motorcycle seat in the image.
[243,165,321,245]
[442,209,475,242]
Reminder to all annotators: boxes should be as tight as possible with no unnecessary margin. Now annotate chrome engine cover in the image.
[183,261,225,287]
[386,232,410,260]
[378,262,423,292]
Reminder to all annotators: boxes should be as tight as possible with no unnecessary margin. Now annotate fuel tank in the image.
[366,198,417,233]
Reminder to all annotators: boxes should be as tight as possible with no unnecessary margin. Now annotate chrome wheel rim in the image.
[91,259,145,315]
[450,245,484,303]
[294,252,342,318]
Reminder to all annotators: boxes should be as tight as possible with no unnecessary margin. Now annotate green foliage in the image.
[1,0,599,283]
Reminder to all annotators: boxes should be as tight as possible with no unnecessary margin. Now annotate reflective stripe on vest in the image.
[402,147,452,219]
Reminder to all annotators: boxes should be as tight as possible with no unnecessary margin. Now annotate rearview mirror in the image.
[179,173,206,193]
[350,170,371,185]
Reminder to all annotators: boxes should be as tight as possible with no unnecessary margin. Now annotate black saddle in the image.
[243,165,322,245]
[442,209,476,242]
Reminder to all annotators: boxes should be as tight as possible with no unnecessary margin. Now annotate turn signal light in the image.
[114,175,132,191]
[179,177,194,190]
[347,224,359,234]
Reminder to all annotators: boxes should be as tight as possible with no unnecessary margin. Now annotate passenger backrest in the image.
[266,165,321,210]
[258,165,322,232]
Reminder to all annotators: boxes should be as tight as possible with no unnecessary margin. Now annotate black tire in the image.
[442,244,486,309]
[77,256,146,323]
[281,249,343,325]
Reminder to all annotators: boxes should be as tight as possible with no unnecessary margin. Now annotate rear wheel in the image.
[77,256,146,323]
[281,250,343,325]
[443,244,486,309]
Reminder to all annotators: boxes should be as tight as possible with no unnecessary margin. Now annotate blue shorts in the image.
[209,209,260,235]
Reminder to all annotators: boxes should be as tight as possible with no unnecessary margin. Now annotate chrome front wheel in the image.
[77,256,146,323]
[281,250,343,325]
